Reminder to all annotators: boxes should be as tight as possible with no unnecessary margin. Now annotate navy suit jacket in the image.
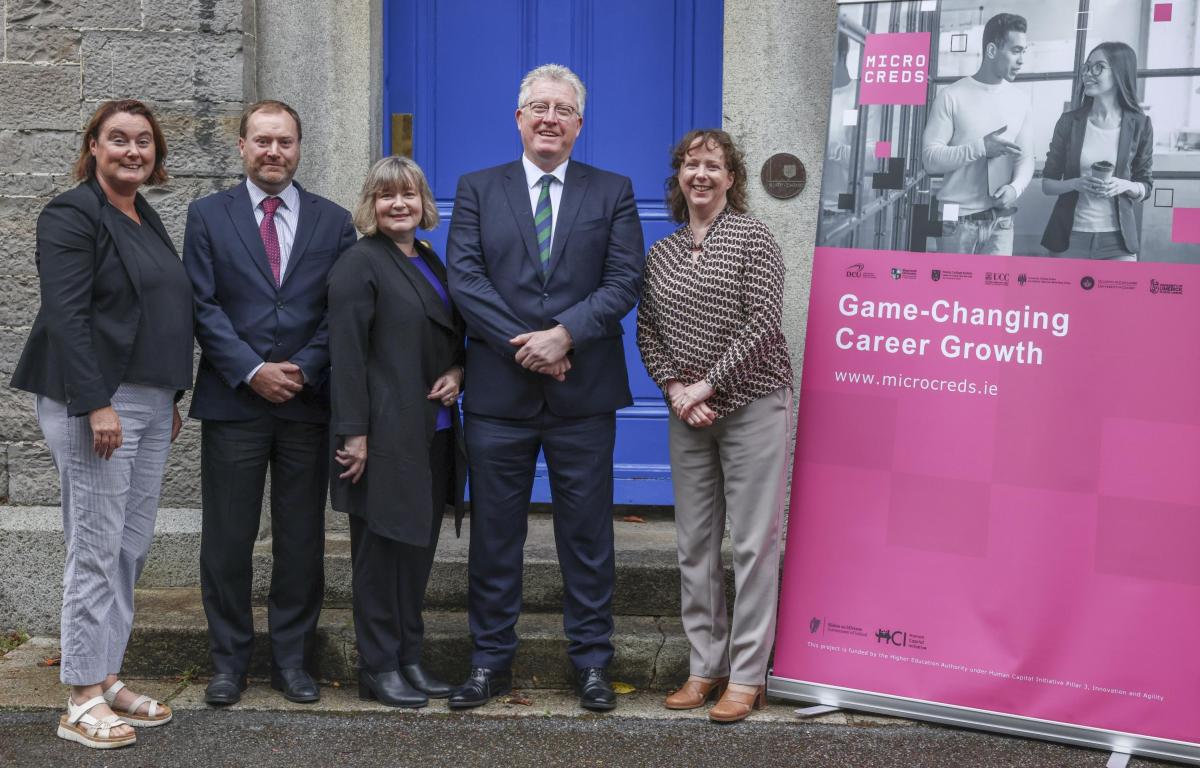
[184,180,356,423]
[446,159,644,419]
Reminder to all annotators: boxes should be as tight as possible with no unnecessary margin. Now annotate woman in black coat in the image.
[327,155,467,708]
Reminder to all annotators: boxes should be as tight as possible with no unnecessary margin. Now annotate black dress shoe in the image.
[447,667,512,709]
[578,667,616,711]
[205,673,247,706]
[359,669,428,708]
[270,667,320,703]
[400,663,453,698]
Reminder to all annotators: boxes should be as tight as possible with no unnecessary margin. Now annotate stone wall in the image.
[0,0,841,509]
[0,0,254,507]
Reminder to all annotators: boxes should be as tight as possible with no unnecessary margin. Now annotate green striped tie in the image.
[535,174,554,269]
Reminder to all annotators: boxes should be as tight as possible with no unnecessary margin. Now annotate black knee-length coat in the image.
[327,233,467,545]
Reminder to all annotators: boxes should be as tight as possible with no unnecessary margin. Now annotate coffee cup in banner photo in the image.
[1090,160,1115,182]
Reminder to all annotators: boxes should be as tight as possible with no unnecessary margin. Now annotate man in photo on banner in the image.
[922,12,1033,255]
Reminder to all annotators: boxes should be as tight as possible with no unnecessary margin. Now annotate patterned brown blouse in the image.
[636,208,793,419]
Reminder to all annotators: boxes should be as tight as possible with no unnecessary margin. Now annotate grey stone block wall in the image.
[0,0,254,507]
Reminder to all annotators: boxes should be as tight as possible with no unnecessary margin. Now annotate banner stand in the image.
[767,676,1200,765]
[794,704,841,718]
[1107,754,1132,768]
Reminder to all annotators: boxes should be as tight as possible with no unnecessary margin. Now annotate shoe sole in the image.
[271,681,319,704]
[580,700,617,712]
[56,723,136,749]
[119,713,173,727]
[447,685,511,709]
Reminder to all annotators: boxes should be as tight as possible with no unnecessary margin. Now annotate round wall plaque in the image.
[760,153,806,199]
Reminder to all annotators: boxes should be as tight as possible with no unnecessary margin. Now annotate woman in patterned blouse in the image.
[637,129,794,723]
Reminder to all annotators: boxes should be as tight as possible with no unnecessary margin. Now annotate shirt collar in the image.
[246,178,299,211]
[522,155,569,189]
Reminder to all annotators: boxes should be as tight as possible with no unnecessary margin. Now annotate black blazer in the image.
[446,159,645,419]
[327,235,468,545]
[1041,105,1154,254]
[11,180,186,416]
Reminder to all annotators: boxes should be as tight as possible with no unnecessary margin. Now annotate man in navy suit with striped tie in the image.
[446,64,645,711]
[183,100,356,707]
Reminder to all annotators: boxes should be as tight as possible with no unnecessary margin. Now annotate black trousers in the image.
[350,430,451,673]
[198,414,328,674]
[464,409,616,670]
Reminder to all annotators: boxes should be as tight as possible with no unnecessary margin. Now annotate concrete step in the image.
[250,514,733,616]
[124,588,691,690]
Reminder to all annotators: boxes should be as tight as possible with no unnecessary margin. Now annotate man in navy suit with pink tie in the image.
[446,64,645,711]
[183,100,356,706]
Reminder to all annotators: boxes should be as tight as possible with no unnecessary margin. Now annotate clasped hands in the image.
[665,379,717,428]
[510,325,573,382]
[250,361,305,403]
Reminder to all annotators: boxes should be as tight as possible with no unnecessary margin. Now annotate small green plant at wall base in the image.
[0,631,29,655]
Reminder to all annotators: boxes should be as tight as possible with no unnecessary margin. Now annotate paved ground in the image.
[0,709,1177,768]
[0,638,1180,767]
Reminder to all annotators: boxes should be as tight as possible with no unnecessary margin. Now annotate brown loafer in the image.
[708,685,766,723]
[663,676,728,710]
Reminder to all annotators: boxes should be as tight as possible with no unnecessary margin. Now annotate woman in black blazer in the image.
[10,100,193,748]
[1042,42,1153,260]
[327,155,467,708]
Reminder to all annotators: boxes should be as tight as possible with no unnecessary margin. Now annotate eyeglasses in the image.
[523,101,579,119]
[1083,61,1109,78]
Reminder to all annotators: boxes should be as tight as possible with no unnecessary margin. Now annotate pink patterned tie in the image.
[260,196,282,285]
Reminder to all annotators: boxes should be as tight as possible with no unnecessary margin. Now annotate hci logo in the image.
[891,268,902,280]
[931,269,941,281]
[809,617,822,634]
[876,629,908,646]
[1081,276,1095,290]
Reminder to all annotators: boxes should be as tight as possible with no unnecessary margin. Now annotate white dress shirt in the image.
[522,154,568,246]
[243,178,301,384]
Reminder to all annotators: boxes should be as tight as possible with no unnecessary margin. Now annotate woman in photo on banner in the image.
[637,129,794,724]
[1041,41,1153,261]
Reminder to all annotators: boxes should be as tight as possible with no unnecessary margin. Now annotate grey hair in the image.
[517,63,587,116]
[352,155,439,236]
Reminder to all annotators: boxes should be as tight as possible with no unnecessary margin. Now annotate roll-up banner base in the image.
[767,676,1200,765]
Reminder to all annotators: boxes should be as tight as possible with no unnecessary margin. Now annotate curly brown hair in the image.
[74,100,169,185]
[665,129,748,223]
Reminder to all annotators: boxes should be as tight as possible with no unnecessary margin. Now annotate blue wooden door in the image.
[384,0,723,504]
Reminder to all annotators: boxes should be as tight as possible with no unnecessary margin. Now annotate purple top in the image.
[408,254,453,431]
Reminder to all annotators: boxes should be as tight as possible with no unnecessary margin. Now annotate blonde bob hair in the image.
[352,155,439,235]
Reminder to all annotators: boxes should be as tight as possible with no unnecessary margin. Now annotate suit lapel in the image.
[282,183,320,289]
[381,236,456,333]
[502,162,543,277]
[1068,110,1087,180]
[544,160,589,284]
[85,180,141,296]
[224,182,278,289]
[1116,111,1135,180]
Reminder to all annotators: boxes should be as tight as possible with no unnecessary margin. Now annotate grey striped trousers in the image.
[37,383,175,685]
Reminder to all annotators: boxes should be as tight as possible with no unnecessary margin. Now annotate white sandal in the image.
[56,695,136,749]
[102,680,173,727]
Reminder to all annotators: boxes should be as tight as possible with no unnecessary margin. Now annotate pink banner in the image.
[774,247,1200,744]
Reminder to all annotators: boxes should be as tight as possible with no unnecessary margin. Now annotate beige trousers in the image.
[668,387,792,685]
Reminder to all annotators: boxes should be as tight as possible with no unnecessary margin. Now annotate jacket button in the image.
[275,341,282,347]
[542,293,549,300]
